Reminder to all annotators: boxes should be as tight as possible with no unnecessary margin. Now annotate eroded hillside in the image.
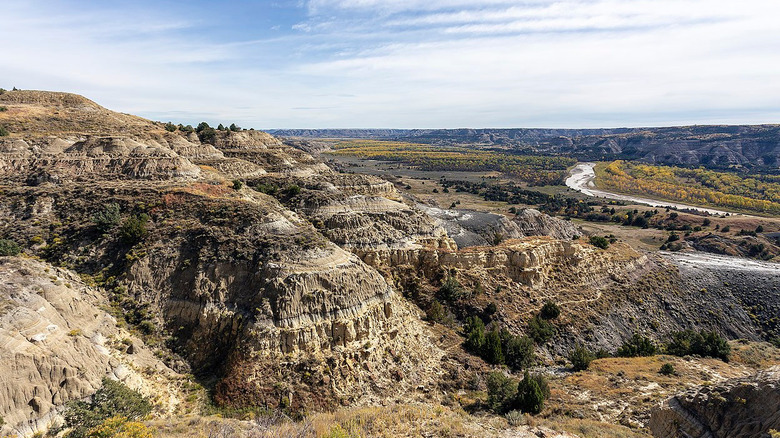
[0,90,778,437]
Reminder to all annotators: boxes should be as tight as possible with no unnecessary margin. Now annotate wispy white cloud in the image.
[1,0,779,128]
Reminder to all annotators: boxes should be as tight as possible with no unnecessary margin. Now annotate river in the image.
[564,162,744,216]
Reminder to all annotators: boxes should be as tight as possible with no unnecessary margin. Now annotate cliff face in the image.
[649,366,780,438]
[0,257,184,437]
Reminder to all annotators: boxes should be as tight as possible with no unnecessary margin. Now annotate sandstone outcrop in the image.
[0,257,182,437]
[649,366,780,438]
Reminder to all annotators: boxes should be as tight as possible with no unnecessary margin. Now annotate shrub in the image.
[504,335,534,371]
[255,182,278,196]
[232,180,243,190]
[463,316,485,353]
[0,106,7,111]
[659,363,676,375]
[486,372,517,413]
[483,328,504,364]
[569,345,594,371]
[284,184,301,197]
[527,315,555,344]
[92,203,121,233]
[721,225,730,232]
[163,122,177,132]
[438,275,463,302]
[505,410,525,426]
[198,127,217,143]
[86,416,152,438]
[617,333,657,357]
[64,378,152,438]
[119,214,149,245]
[0,239,21,256]
[514,371,549,414]
[666,329,730,361]
[589,235,609,249]
[426,300,447,323]
[539,301,560,320]
[0,126,8,137]
[229,123,241,132]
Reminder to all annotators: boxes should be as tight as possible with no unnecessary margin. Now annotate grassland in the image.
[327,140,575,186]
[596,160,780,215]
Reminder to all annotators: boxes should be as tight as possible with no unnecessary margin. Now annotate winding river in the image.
[565,162,743,216]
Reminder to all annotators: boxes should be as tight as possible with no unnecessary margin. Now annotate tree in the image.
[617,333,657,357]
[92,203,121,233]
[439,275,463,302]
[0,239,21,256]
[569,345,594,371]
[64,379,151,438]
[196,121,211,132]
[483,328,504,364]
[589,235,609,249]
[527,315,555,344]
[504,335,534,371]
[463,316,485,353]
[119,214,149,245]
[163,122,177,132]
[666,329,730,361]
[514,371,548,414]
[486,372,517,413]
[217,123,225,131]
[539,301,560,320]
[229,123,241,132]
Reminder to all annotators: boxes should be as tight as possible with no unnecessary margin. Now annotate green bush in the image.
[0,126,8,137]
[163,122,177,132]
[229,123,241,132]
[426,300,447,323]
[486,372,517,413]
[666,329,730,361]
[617,333,657,357]
[504,334,534,371]
[514,371,549,414]
[589,235,609,249]
[0,106,7,112]
[504,410,524,426]
[255,182,278,196]
[198,127,217,143]
[0,239,21,256]
[232,180,243,190]
[659,363,676,375]
[119,214,149,245]
[569,345,594,371]
[438,275,463,302]
[64,378,151,438]
[92,203,121,233]
[483,328,504,364]
[527,315,555,344]
[539,301,560,320]
[463,316,485,353]
[284,184,301,197]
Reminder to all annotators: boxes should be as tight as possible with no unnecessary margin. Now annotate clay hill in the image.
[0,90,778,437]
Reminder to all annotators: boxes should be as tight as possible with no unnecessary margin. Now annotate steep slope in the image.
[0,257,185,437]
[649,366,780,437]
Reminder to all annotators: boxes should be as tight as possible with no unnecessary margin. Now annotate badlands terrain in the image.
[0,90,778,437]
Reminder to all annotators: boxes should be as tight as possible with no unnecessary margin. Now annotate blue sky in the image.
[2,0,779,128]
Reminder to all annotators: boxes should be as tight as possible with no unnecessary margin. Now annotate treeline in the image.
[330,140,575,186]
[599,161,780,215]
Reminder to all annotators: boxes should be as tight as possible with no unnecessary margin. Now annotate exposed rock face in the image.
[0,257,181,437]
[649,366,780,438]
[418,206,580,247]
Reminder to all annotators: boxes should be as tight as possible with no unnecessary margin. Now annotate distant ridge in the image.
[269,125,780,169]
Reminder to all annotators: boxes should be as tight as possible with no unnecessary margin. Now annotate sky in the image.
[2,0,780,129]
